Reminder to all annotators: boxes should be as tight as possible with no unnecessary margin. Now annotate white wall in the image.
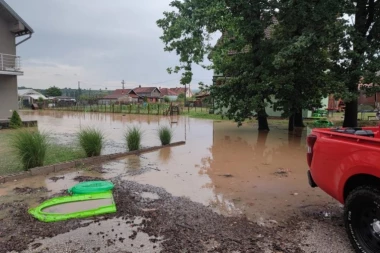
[0,75,18,119]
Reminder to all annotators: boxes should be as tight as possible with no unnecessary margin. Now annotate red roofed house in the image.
[159,88,177,96]
[168,87,193,98]
[98,89,138,105]
[357,82,380,109]
[132,86,161,102]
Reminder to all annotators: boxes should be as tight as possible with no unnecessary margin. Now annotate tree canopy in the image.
[45,86,62,97]
[330,0,380,127]
[158,0,380,130]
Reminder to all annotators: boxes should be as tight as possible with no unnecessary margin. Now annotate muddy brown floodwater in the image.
[0,110,354,252]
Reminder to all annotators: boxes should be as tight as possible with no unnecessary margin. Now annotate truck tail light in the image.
[307,134,317,167]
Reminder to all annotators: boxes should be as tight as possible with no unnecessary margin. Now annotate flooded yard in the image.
[0,110,353,252]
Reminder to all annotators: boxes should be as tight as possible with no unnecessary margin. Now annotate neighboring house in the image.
[0,0,34,119]
[195,90,210,101]
[132,86,161,102]
[98,89,139,105]
[159,88,178,101]
[168,87,193,98]
[18,89,47,107]
[48,96,76,107]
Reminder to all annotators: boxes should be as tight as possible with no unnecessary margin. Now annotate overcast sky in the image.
[10,0,215,90]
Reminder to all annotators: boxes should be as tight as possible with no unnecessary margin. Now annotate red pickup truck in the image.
[307,126,380,253]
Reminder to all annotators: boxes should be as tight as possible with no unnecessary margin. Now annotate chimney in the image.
[139,85,141,88]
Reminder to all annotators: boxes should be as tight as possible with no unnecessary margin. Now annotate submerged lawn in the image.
[0,130,86,175]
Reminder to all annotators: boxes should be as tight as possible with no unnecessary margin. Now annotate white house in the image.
[18,89,47,108]
[0,0,34,119]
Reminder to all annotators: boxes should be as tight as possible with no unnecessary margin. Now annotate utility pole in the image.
[184,84,187,106]
[121,80,125,94]
[77,81,81,101]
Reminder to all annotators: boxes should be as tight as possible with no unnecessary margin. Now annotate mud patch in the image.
[273,168,291,177]
[0,180,304,253]
[89,166,107,174]
[125,166,160,176]
[49,176,65,182]
[13,187,49,195]
[73,176,104,182]
[218,174,233,178]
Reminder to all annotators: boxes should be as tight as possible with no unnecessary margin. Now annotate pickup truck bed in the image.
[307,126,380,253]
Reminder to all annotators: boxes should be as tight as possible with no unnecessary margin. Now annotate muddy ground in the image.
[0,177,351,253]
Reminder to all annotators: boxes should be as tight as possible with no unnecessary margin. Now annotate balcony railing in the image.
[0,53,21,72]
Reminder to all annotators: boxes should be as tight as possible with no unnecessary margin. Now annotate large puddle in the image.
[1,111,337,222]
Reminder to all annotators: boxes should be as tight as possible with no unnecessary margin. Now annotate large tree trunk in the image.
[257,109,270,131]
[258,116,269,131]
[288,114,295,131]
[343,100,358,127]
[294,112,305,127]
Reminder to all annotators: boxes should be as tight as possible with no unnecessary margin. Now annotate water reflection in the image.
[20,111,186,155]
[158,148,172,164]
[16,111,331,221]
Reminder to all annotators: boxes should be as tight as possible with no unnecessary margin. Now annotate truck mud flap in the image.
[308,170,317,188]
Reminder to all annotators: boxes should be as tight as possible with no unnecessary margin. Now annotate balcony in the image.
[0,53,22,75]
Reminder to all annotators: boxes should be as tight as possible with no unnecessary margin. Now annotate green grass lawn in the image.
[0,130,86,175]
[182,107,226,120]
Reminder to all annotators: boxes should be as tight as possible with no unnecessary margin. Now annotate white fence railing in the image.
[0,53,21,72]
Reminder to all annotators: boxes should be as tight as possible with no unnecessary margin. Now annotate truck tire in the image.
[344,186,380,253]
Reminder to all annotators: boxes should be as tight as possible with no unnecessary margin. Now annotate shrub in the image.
[164,96,170,103]
[78,128,104,157]
[11,130,48,170]
[158,126,173,145]
[9,110,22,129]
[125,126,142,151]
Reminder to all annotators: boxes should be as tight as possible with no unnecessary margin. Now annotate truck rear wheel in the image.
[344,186,380,253]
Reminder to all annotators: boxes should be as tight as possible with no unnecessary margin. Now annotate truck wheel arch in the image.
[343,174,380,202]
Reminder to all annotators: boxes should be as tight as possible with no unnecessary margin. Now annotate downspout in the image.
[16,34,32,46]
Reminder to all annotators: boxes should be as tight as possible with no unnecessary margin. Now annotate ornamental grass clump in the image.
[78,128,104,157]
[11,130,48,170]
[158,126,172,145]
[125,126,142,151]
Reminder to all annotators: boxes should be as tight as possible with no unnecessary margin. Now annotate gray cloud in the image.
[11,0,215,90]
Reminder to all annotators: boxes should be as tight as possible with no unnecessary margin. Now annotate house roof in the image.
[169,87,187,95]
[18,89,47,100]
[160,88,178,96]
[196,91,210,98]
[133,87,160,94]
[0,0,34,36]
[101,89,139,99]
[18,89,43,96]
[26,94,47,100]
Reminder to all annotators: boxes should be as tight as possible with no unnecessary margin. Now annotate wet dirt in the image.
[13,187,49,195]
[1,180,304,253]
[49,176,65,182]
[73,176,105,182]
[22,217,161,253]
